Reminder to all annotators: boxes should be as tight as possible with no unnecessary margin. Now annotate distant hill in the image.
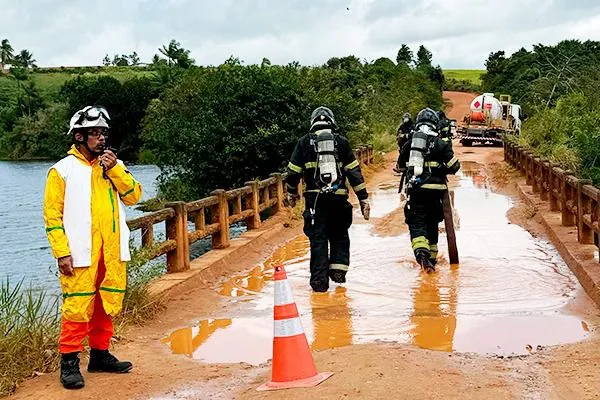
[443,70,485,85]
[0,66,153,103]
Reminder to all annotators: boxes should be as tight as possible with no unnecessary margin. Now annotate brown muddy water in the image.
[161,162,592,365]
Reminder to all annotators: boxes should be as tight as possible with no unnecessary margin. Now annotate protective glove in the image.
[284,193,299,208]
[359,199,370,220]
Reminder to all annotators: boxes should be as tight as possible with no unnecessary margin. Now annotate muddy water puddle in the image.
[162,162,591,363]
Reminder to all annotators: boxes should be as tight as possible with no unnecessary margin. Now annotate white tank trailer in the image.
[458,93,522,147]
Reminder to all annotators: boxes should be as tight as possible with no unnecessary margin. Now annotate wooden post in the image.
[525,153,533,186]
[270,173,284,212]
[244,181,261,230]
[562,172,576,227]
[540,160,549,201]
[443,191,459,264]
[233,194,242,216]
[165,201,190,273]
[577,180,594,244]
[210,189,230,249]
[194,208,206,231]
[141,223,154,248]
[549,164,559,212]
[532,158,540,193]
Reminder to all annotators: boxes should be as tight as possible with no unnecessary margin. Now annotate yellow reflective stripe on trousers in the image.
[430,244,438,259]
[411,236,429,251]
[446,157,458,167]
[344,160,359,171]
[329,263,349,271]
[420,183,447,190]
[424,161,440,167]
[288,162,302,173]
[353,183,366,192]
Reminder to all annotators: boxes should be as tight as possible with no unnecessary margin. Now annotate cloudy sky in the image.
[3,0,600,69]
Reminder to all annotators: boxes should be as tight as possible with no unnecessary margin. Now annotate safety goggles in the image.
[76,106,110,125]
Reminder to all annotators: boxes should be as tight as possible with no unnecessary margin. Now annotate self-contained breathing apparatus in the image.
[406,125,435,190]
[401,107,441,204]
[307,107,344,225]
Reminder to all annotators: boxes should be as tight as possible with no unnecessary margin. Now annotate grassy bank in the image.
[0,245,165,397]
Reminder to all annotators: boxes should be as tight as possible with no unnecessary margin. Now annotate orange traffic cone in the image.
[257,265,333,391]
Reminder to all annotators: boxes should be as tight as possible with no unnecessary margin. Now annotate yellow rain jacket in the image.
[44,145,142,322]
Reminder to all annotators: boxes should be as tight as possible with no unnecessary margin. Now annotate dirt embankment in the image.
[8,92,600,400]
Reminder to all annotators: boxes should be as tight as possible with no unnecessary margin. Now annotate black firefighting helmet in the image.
[310,106,336,132]
[415,107,440,130]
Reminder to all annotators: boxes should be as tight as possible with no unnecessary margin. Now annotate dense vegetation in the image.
[1,38,444,199]
[482,40,600,184]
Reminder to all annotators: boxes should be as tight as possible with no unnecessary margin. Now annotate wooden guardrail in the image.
[504,141,600,260]
[126,144,375,273]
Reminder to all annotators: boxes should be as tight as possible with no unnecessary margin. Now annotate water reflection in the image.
[409,266,459,351]
[310,286,353,350]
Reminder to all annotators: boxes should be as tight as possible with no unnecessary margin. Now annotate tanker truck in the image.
[457,93,522,146]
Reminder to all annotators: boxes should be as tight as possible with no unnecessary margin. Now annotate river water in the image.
[0,160,161,293]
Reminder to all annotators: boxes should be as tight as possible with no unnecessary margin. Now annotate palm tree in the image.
[159,39,181,66]
[0,39,15,71]
[14,49,37,68]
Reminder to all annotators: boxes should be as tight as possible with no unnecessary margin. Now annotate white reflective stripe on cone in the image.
[274,280,294,306]
[274,317,305,337]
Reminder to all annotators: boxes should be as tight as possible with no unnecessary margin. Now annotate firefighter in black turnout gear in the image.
[286,106,370,292]
[394,112,414,173]
[398,108,460,273]
[437,110,452,144]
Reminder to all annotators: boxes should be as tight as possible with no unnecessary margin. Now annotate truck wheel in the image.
[462,140,472,147]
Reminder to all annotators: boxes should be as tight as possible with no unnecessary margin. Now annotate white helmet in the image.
[68,105,110,135]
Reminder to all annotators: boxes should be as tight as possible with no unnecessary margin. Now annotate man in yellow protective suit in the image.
[44,106,142,389]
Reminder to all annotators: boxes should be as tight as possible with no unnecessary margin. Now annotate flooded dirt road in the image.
[160,159,589,366]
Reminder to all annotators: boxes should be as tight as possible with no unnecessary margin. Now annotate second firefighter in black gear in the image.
[398,107,460,272]
[395,112,414,173]
[437,110,452,144]
[286,106,370,292]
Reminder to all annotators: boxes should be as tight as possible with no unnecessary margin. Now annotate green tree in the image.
[112,54,129,66]
[0,39,14,70]
[129,51,141,66]
[396,44,413,65]
[415,45,433,70]
[158,39,194,68]
[13,49,36,68]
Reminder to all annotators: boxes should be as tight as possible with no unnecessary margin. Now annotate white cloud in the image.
[1,0,600,69]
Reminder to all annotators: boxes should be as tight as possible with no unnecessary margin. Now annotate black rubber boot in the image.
[60,352,85,389]
[415,250,435,274]
[310,278,329,293]
[329,269,347,284]
[88,349,133,373]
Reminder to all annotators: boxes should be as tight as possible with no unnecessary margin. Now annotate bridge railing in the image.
[126,144,375,273]
[504,141,600,260]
